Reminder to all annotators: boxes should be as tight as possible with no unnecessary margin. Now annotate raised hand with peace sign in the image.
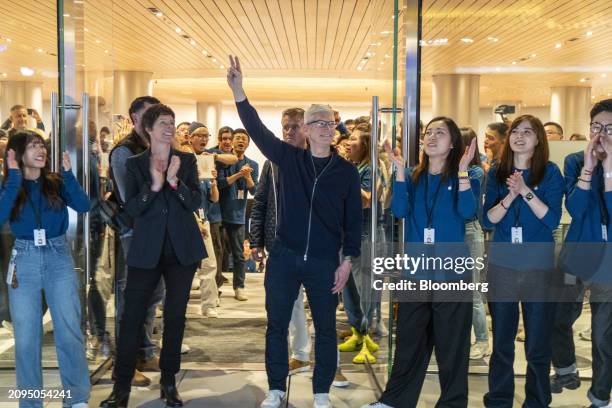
[227,55,247,102]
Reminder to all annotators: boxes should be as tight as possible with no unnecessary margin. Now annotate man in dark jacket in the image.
[228,56,361,408]
[250,107,313,374]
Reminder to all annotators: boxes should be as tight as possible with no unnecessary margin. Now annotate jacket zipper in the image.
[303,153,335,261]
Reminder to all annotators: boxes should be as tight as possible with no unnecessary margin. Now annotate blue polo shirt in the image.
[217,156,259,225]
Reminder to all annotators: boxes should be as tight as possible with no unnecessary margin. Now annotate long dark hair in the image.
[412,116,464,183]
[496,114,548,186]
[3,130,64,221]
[353,130,371,164]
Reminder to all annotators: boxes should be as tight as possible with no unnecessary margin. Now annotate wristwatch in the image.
[524,191,534,201]
[458,171,469,178]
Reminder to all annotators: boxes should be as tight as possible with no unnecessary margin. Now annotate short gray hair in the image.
[305,104,333,124]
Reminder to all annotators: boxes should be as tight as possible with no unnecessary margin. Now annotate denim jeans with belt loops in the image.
[9,235,90,408]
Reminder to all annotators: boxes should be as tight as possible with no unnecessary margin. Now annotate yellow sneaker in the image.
[338,327,363,352]
[353,342,376,364]
[364,334,380,353]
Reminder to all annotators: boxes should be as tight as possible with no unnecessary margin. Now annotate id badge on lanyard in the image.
[6,249,17,287]
[34,229,47,247]
[511,227,523,244]
[603,224,608,242]
[424,228,435,244]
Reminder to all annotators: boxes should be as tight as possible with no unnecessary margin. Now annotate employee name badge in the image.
[237,189,245,200]
[33,228,47,247]
[511,227,523,244]
[603,224,608,242]
[424,228,435,244]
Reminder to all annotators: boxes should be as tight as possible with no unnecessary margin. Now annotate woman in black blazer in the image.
[101,104,206,408]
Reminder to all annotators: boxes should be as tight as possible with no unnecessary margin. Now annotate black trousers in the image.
[380,299,472,408]
[209,222,224,288]
[114,251,197,392]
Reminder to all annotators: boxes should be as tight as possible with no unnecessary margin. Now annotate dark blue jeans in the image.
[222,223,245,289]
[485,301,557,408]
[264,244,338,394]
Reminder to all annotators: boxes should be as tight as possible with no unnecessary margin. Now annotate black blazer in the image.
[124,148,207,269]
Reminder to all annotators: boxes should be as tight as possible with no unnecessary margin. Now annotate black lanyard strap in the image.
[424,173,443,228]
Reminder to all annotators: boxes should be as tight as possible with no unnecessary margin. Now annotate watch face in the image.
[525,192,534,200]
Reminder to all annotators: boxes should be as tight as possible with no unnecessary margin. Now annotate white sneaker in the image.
[2,321,13,335]
[371,318,389,337]
[260,390,285,408]
[360,402,393,408]
[313,393,332,408]
[202,307,218,318]
[234,288,248,301]
[469,340,490,360]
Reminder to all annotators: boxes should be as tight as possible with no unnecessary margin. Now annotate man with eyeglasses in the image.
[227,56,361,408]
[551,99,612,408]
[544,121,564,141]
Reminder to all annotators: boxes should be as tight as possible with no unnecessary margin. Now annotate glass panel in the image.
[0,0,59,369]
[81,0,116,370]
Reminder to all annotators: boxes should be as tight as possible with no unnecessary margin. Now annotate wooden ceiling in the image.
[1,0,612,107]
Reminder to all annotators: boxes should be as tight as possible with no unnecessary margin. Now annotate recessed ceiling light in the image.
[220,65,224,69]
[586,31,593,37]
[380,61,385,65]
[512,61,517,65]
[95,39,101,44]
[366,52,373,57]
[63,13,70,17]
[20,67,34,76]
[601,73,607,78]
[190,39,196,45]
[384,54,390,58]
[5,38,11,43]
[460,38,474,43]
[608,93,611,96]
[357,66,363,71]
[580,78,587,82]
[36,48,44,53]
[212,58,217,62]
[84,28,89,32]
[155,12,163,17]
[104,49,109,54]
[487,37,499,42]
[202,50,208,55]
[380,31,392,35]
[1,72,7,77]
[175,27,182,33]
[592,95,595,99]
[531,53,537,57]
[555,43,562,49]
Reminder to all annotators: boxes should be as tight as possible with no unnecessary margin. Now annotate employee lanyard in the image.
[512,200,521,228]
[597,182,609,226]
[424,173,443,228]
[26,188,44,229]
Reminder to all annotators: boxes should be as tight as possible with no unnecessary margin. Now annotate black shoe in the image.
[99,389,130,408]
[160,382,183,407]
[550,372,581,393]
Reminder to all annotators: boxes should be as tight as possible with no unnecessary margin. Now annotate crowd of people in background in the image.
[0,71,610,408]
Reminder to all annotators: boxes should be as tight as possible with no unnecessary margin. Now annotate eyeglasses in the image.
[307,120,336,129]
[191,133,209,138]
[590,122,612,136]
